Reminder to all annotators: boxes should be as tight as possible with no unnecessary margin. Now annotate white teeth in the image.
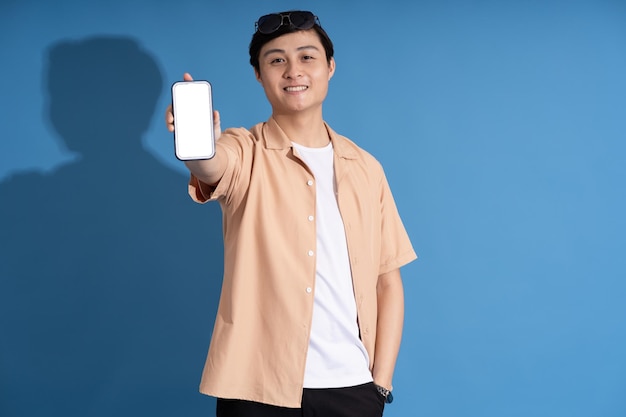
[285,86,308,92]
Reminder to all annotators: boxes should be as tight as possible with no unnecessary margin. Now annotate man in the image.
[166,10,417,417]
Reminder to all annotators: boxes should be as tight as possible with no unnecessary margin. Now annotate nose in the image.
[284,61,302,79]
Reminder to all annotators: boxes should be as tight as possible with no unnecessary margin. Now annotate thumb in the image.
[183,72,194,81]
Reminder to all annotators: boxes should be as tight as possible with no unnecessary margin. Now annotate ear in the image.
[328,57,336,80]
[254,67,262,83]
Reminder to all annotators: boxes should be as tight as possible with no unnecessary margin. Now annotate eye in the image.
[270,57,285,64]
[302,55,315,61]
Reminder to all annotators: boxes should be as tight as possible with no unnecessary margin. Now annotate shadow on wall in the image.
[0,36,222,416]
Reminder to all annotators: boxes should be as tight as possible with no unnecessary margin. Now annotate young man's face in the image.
[255,30,335,116]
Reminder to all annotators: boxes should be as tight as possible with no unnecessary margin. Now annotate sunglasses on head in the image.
[255,11,321,34]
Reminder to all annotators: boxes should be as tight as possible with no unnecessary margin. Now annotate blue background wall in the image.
[1,0,625,416]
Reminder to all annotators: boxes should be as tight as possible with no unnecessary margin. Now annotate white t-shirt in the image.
[292,141,373,389]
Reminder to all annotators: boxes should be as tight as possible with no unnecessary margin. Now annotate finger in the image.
[183,72,194,81]
[213,110,222,140]
[165,104,175,132]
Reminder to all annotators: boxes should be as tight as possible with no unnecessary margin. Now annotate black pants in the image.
[216,382,385,417]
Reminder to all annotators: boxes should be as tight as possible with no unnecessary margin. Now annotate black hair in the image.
[249,14,334,74]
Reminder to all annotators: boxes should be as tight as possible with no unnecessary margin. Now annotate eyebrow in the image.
[262,45,321,58]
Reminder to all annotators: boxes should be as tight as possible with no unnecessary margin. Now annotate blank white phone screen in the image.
[172,81,215,160]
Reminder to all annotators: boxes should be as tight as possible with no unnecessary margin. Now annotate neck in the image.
[272,109,329,148]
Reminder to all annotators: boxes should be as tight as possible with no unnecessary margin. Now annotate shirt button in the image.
[308,250,314,256]
[308,215,314,221]
[307,180,314,186]
[306,287,312,293]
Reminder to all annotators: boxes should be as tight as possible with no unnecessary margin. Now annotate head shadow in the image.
[45,36,162,160]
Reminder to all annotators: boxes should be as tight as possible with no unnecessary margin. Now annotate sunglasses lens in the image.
[257,14,283,34]
[290,11,315,29]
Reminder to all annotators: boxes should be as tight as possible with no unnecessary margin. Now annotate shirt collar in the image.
[262,116,358,160]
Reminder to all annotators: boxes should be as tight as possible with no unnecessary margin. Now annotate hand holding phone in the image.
[171,80,215,160]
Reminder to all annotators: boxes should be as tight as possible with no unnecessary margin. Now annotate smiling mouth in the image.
[284,86,308,92]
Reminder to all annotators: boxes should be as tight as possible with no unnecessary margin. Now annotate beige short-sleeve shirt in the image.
[189,117,417,408]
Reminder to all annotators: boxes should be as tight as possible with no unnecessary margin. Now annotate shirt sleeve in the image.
[188,174,214,204]
[377,169,418,275]
[187,128,252,205]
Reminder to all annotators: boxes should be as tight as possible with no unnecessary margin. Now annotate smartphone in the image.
[171,80,215,160]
